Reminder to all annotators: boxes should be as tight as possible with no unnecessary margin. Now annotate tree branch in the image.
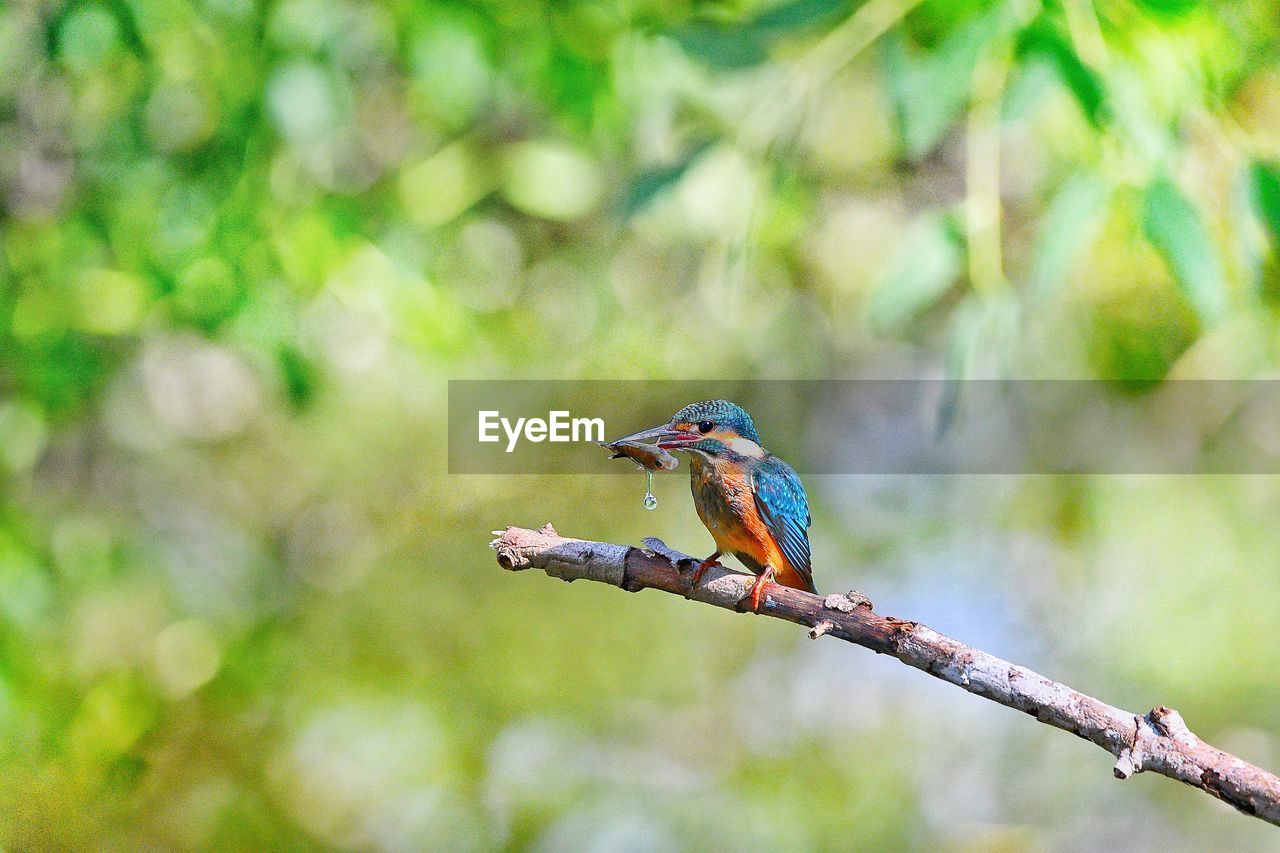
[492,524,1280,827]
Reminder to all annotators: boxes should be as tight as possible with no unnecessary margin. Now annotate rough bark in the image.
[492,524,1280,827]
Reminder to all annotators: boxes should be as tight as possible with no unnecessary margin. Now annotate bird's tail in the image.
[775,562,817,595]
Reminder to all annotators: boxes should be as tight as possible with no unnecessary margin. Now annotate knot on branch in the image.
[809,619,835,639]
[490,523,560,570]
[1114,706,1198,780]
[640,538,696,570]
[491,524,628,585]
[636,537,697,593]
[823,589,873,612]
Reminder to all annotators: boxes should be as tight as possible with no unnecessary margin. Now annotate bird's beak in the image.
[610,423,699,450]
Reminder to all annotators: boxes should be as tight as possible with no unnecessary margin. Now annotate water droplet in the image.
[643,470,657,510]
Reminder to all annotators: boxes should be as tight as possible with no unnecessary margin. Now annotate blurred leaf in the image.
[409,13,493,129]
[936,289,1020,433]
[1251,161,1280,299]
[0,398,48,474]
[12,334,104,419]
[399,141,493,228]
[673,0,854,69]
[1134,0,1199,17]
[622,141,712,217]
[1142,177,1227,326]
[500,141,602,221]
[881,5,1008,159]
[945,289,1020,379]
[1028,173,1111,301]
[1106,66,1173,164]
[754,0,854,31]
[1250,160,1280,249]
[1084,277,1198,385]
[673,26,770,69]
[867,214,963,333]
[56,6,123,73]
[1017,17,1105,126]
[277,345,317,410]
[546,49,607,128]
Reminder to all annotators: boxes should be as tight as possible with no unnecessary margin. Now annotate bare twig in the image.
[492,524,1280,827]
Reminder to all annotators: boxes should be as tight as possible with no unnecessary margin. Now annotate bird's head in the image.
[611,400,763,458]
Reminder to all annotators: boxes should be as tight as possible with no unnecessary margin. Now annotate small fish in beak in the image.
[600,438,678,472]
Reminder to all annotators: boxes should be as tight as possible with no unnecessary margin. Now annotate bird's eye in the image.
[697,420,714,434]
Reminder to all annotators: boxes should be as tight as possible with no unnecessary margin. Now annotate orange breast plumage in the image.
[689,455,771,573]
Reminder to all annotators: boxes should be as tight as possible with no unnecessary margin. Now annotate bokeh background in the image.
[3,0,1280,848]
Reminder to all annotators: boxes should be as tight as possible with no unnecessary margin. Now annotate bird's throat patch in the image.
[725,436,765,459]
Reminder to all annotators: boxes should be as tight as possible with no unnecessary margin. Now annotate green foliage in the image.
[881,4,1009,160]
[1135,0,1201,17]
[1027,172,1111,301]
[1142,177,1228,326]
[1083,277,1199,384]
[1251,160,1280,252]
[866,213,963,332]
[674,0,855,69]
[623,140,714,216]
[1017,16,1106,126]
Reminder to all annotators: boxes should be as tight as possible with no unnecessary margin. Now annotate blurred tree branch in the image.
[492,524,1280,828]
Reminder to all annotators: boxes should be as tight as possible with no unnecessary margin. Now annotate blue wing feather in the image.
[751,457,815,592]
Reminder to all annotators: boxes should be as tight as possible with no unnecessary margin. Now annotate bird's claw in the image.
[685,554,722,596]
[739,574,772,612]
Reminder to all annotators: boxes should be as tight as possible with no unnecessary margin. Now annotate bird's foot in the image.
[738,570,774,612]
[686,551,721,596]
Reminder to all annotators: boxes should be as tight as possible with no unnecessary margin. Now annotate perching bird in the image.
[611,400,815,611]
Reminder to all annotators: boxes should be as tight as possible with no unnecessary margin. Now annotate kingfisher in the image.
[612,400,815,611]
